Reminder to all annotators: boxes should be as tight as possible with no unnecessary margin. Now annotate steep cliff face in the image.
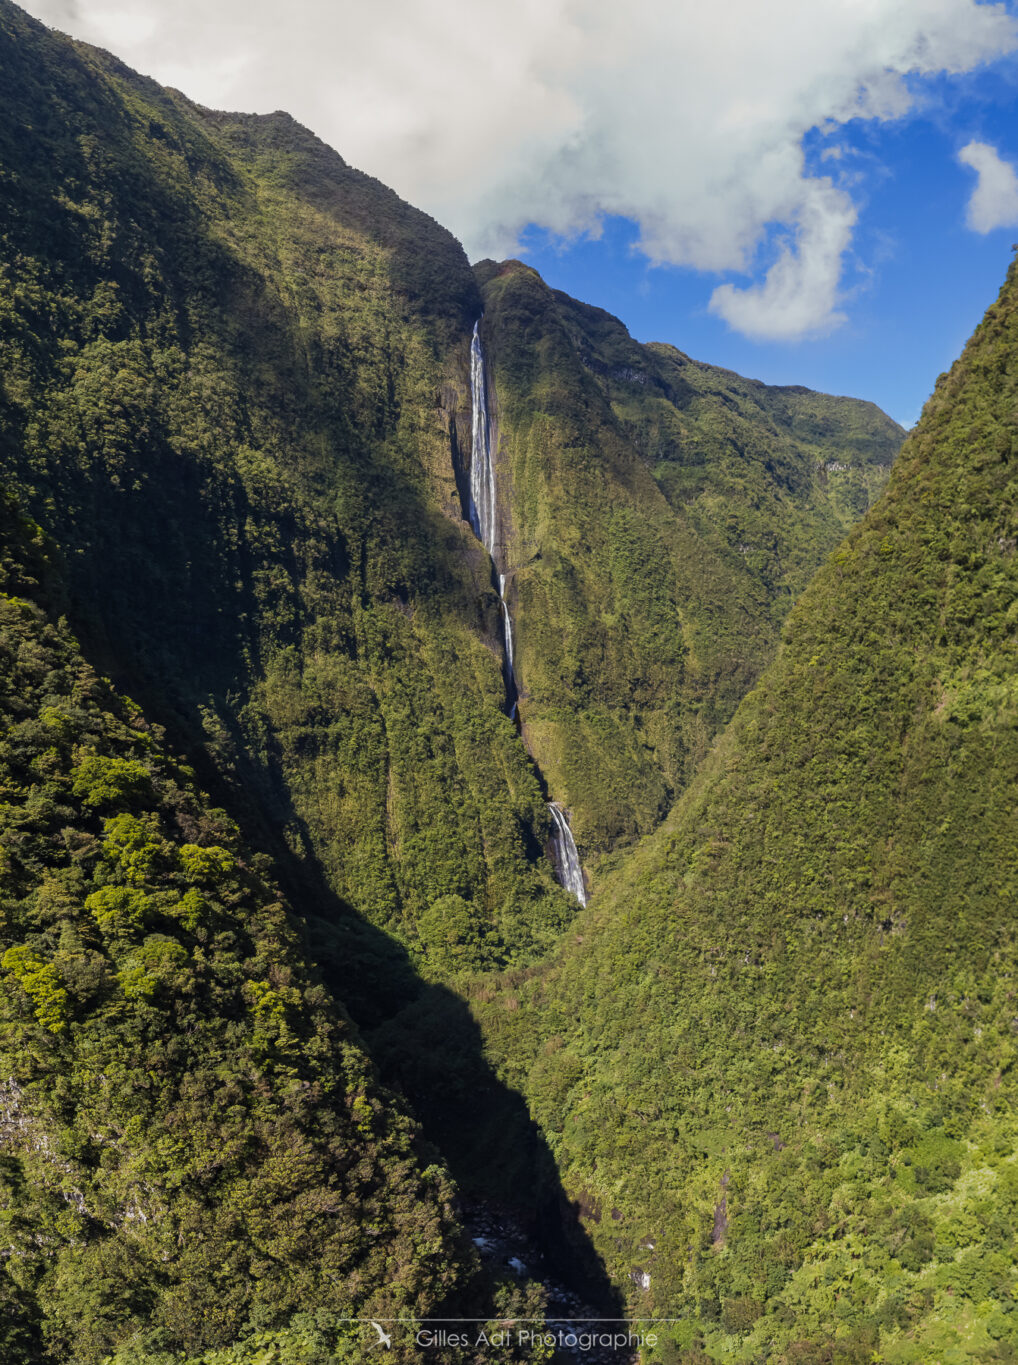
[475,260,902,855]
[478,255,1018,1361]
[0,0,580,983]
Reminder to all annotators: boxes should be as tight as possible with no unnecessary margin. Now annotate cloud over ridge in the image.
[25,0,1018,339]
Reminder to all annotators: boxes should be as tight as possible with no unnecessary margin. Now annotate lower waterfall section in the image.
[548,802,587,907]
[498,572,518,721]
[466,319,586,904]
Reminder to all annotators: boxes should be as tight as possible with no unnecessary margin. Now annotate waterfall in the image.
[548,802,587,906]
[470,323,516,718]
[469,322,497,557]
[498,572,517,720]
[498,573,514,677]
[467,320,585,904]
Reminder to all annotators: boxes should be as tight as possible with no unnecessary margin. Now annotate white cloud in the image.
[709,183,857,340]
[21,0,1018,341]
[958,140,1018,232]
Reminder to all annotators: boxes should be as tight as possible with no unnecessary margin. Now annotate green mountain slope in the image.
[0,494,473,1364]
[0,0,902,972]
[0,0,919,1350]
[476,260,902,856]
[474,257,1018,1360]
[0,0,577,974]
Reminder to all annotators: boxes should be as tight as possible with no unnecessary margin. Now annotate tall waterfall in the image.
[467,320,585,905]
[469,322,497,556]
[549,802,587,906]
[469,321,516,716]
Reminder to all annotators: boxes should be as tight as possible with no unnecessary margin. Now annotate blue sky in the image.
[517,76,1018,429]
[24,0,1018,428]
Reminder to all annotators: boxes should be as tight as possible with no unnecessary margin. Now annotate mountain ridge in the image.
[473,257,902,856]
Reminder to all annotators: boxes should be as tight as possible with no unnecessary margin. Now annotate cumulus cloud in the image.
[710,183,857,339]
[958,140,1018,232]
[22,0,1018,340]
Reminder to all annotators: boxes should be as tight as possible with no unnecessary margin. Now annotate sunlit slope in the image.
[481,257,1018,1361]
[0,0,906,976]
[477,260,903,858]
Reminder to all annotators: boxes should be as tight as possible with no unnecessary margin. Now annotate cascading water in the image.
[467,320,585,904]
[469,322,497,556]
[498,572,518,721]
[469,320,517,719]
[548,803,587,906]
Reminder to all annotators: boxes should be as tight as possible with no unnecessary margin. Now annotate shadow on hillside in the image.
[191,729,623,1317]
[62,595,623,1316]
[224,761,624,1318]
[30,437,625,1320]
[371,979,624,1315]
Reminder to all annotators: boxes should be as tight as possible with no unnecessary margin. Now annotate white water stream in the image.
[469,322,497,556]
[498,572,518,720]
[468,321,585,904]
[548,802,587,906]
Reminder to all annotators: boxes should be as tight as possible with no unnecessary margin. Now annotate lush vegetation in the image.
[470,255,1018,1360]
[0,0,579,981]
[476,261,901,857]
[11,1,993,1360]
[0,492,480,1363]
[0,0,900,987]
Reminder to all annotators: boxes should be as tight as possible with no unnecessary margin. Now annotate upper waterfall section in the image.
[468,321,498,565]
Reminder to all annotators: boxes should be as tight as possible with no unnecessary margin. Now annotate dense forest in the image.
[4,0,1015,1360]
[475,260,898,852]
[0,495,476,1363]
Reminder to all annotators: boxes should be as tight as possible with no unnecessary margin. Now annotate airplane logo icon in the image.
[370,1321,392,1350]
